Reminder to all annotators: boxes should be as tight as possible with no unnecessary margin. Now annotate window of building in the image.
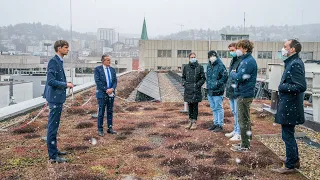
[177,50,191,58]
[258,51,272,59]
[300,52,313,60]
[276,51,282,59]
[40,80,46,86]
[217,50,228,58]
[157,50,172,58]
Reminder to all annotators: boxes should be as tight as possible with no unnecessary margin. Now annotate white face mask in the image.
[209,56,217,62]
[281,47,289,57]
[236,49,243,57]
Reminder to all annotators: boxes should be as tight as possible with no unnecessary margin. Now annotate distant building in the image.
[220,34,249,41]
[125,38,139,47]
[112,42,125,52]
[97,28,116,46]
[139,39,320,72]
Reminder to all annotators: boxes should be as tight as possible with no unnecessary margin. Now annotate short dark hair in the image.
[228,42,237,48]
[288,39,302,53]
[101,54,110,62]
[208,50,218,58]
[236,40,254,53]
[188,52,196,58]
[54,40,69,52]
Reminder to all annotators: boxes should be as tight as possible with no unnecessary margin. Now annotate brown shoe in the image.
[190,120,197,130]
[185,120,192,129]
[279,157,300,169]
[271,167,296,174]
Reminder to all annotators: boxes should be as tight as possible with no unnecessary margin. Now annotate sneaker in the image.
[185,120,192,129]
[230,146,250,152]
[230,134,241,141]
[190,121,197,130]
[225,131,235,138]
[208,125,217,131]
[212,126,223,132]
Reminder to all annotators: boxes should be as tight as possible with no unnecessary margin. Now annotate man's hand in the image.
[106,88,114,94]
[67,82,74,88]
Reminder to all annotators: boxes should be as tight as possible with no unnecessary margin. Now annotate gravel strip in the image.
[158,73,183,102]
[256,134,320,179]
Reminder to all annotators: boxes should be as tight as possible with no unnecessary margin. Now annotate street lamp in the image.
[70,0,74,100]
[44,43,52,62]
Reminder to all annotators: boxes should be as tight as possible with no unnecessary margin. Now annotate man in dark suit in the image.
[94,55,118,136]
[43,40,74,163]
[272,39,306,174]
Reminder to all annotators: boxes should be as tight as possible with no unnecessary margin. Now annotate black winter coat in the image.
[226,57,242,99]
[182,61,206,103]
[275,53,307,125]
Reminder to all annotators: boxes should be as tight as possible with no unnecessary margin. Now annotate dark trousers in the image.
[238,98,253,148]
[47,103,63,159]
[282,124,299,169]
[188,102,198,120]
[98,96,114,132]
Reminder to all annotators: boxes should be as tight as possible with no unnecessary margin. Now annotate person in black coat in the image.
[182,52,206,130]
[206,50,228,132]
[272,39,306,174]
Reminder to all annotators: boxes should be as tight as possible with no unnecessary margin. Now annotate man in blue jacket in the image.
[206,50,228,132]
[43,40,74,163]
[230,40,257,152]
[94,55,118,136]
[272,39,306,174]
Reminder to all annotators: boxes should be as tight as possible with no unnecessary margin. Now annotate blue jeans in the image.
[98,96,114,132]
[208,95,224,127]
[47,103,63,159]
[282,125,299,169]
[229,98,240,135]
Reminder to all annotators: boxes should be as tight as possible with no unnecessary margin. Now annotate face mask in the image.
[236,49,243,57]
[190,58,197,63]
[281,47,289,57]
[209,56,217,62]
[230,52,237,57]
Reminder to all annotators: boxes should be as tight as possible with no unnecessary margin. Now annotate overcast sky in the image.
[0,0,319,36]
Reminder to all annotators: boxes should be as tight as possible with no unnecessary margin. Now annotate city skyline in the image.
[1,0,320,36]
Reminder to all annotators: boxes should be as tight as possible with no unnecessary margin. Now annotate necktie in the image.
[106,67,111,88]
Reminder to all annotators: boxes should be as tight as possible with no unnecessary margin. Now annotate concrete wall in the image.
[11,75,46,98]
[0,82,33,108]
[139,40,320,71]
[0,55,40,64]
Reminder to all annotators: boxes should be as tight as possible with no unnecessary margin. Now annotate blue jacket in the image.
[275,53,306,125]
[43,55,67,104]
[230,52,257,98]
[206,58,228,96]
[94,65,117,99]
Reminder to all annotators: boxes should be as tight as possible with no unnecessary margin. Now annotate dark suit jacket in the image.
[94,65,117,99]
[43,55,67,104]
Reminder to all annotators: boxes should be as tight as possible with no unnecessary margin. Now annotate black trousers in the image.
[282,124,299,169]
[188,102,198,120]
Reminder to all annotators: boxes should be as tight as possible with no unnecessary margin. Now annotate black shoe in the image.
[57,151,68,156]
[208,125,217,131]
[98,131,104,137]
[212,126,223,132]
[50,156,69,163]
[107,129,117,134]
